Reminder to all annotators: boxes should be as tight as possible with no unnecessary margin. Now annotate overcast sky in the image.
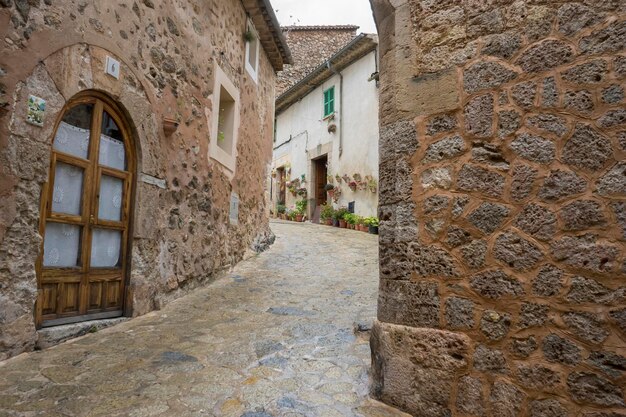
[270,0,377,34]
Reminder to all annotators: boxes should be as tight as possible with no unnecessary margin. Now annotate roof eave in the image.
[275,34,378,115]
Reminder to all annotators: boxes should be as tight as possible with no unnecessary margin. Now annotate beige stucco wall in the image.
[0,0,277,360]
[272,51,380,218]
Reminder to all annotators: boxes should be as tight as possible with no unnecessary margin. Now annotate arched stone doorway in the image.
[36,91,137,328]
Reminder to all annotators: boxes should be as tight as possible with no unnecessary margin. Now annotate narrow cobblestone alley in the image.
[0,221,407,417]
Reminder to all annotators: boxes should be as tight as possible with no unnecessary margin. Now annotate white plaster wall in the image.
[272,51,379,217]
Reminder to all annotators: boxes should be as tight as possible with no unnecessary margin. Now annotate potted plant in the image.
[320,204,334,226]
[294,200,307,222]
[277,204,286,220]
[324,183,334,192]
[348,181,358,192]
[356,216,367,232]
[331,186,342,203]
[365,217,379,234]
[334,207,349,228]
[345,213,356,229]
[335,174,342,184]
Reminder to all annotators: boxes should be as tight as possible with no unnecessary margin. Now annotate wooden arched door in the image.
[36,92,135,328]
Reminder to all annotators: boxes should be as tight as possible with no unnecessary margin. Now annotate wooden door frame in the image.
[35,90,138,329]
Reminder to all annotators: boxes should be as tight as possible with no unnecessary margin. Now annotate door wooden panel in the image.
[36,93,135,328]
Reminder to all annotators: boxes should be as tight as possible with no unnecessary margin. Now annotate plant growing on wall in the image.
[342,174,350,183]
[243,30,255,42]
[353,173,362,182]
[331,186,342,203]
[335,174,342,184]
[348,181,358,192]
[368,177,377,193]
[296,187,307,197]
[327,175,334,184]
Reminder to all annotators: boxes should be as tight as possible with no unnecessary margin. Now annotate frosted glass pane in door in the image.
[99,112,126,170]
[98,175,123,221]
[91,229,122,268]
[51,162,84,216]
[43,222,81,267]
[53,104,93,159]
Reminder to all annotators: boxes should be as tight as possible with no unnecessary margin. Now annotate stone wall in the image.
[276,26,358,96]
[370,0,626,415]
[0,0,279,360]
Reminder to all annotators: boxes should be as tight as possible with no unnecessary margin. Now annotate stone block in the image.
[539,169,587,202]
[461,240,487,269]
[422,135,466,163]
[557,2,603,36]
[562,311,609,344]
[410,243,460,278]
[564,90,595,115]
[526,114,568,137]
[467,8,505,38]
[541,77,559,107]
[561,60,608,84]
[471,142,509,170]
[566,276,625,305]
[597,109,626,128]
[596,162,626,196]
[567,372,625,407]
[515,203,556,241]
[542,333,582,365]
[517,365,561,389]
[403,69,460,118]
[464,93,494,138]
[560,200,606,231]
[457,164,505,197]
[580,21,626,55]
[551,234,619,273]
[480,310,511,341]
[444,296,475,330]
[611,202,626,240]
[498,109,522,138]
[423,195,450,214]
[463,61,518,94]
[489,380,525,417]
[516,40,575,73]
[467,202,510,234]
[378,280,440,328]
[456,376,486,417]
[493,232,544,271]
[510,132,555,164]
[562,124,613,172]
[446,226,472,248]
[518,302,548,329]
[426,113,457,136]
[370,321,469,417]
[451,195,469,218]
[509,336,538,358]
[588,350,626,379]
[511,81,537,109]
[610,308,626,334]
[529,399,568,417]
[470,270,524,299]
[510,164,538,201]
[380,120,419,164]
[616,56,626,78]
[474,345,508,373]
[481,32,522,59]
[421,166,453,190]
[602,84,624,104]
[532,265,564,297]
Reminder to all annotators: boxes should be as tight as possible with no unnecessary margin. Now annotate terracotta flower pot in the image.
[325,219,333,226]
[339,220,347,228]
[295,214,303,222]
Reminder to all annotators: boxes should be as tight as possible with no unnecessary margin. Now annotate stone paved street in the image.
[0,220,407,417]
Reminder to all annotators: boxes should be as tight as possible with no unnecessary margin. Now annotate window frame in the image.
[244,19,260,83]
[323,86,335,118]
[209,65,240,177]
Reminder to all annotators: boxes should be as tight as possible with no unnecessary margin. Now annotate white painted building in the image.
[271,34,379,220]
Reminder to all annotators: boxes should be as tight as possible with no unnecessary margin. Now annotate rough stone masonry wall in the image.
[276,27,357,95]
[0,0,276,360]
[370,0,626,416]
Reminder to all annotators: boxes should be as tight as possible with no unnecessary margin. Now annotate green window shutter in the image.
[323,87,335,117]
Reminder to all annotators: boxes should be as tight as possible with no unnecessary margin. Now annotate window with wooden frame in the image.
[210,65,240,177]
[244,19,260,82]
[323,86,335,118]
[36,92,135,328]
